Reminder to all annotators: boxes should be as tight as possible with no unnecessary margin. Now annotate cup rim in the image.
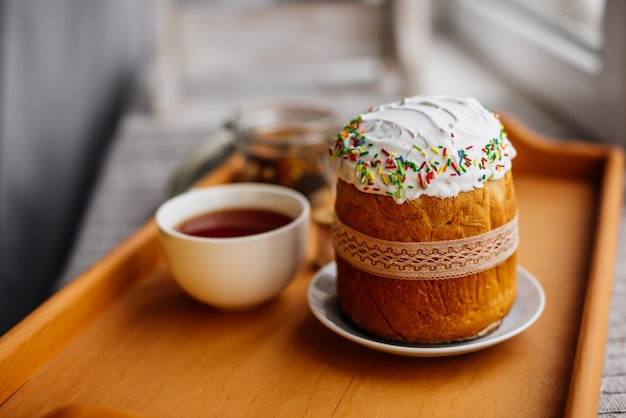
[156,183,311,243]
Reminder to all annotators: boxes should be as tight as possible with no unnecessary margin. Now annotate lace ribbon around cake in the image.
[332,215,519,280]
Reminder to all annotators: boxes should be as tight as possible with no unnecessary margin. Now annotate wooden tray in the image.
[0,116,623,418]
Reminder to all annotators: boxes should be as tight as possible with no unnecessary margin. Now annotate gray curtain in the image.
[0,0,153,334]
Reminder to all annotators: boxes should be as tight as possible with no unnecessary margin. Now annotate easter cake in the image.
[328,95,518,343]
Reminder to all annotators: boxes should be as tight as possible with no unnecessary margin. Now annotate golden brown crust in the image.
[334,171,517,343]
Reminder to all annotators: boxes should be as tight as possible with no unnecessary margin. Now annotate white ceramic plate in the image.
[307,262,545,357]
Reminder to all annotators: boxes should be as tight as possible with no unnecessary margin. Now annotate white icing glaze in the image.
[328,95,516,203]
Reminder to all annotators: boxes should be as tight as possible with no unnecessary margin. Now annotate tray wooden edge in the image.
[0,154,245,403]
[565,145,624,417]
[501,115,613,179]
[502,114,626,416]
[0,220,161,403]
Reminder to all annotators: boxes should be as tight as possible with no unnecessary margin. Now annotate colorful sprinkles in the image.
[329,114,512,201]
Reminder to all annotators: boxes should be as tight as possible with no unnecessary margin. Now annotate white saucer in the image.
[307,262,545,357]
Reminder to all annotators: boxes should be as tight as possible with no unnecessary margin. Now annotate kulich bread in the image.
[334,173,517,342]
[329,95,518,343]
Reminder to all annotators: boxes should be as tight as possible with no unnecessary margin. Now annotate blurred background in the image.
[147,0,621,141]
[0,0,623,333]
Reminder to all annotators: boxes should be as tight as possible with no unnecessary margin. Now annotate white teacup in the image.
[156,183,310,309]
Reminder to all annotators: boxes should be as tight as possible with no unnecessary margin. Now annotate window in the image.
[445,0,625,144]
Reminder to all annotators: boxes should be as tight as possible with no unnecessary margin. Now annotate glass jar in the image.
[234,104,336,208]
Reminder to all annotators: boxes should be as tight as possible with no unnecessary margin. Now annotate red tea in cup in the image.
[176,208,293,238]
